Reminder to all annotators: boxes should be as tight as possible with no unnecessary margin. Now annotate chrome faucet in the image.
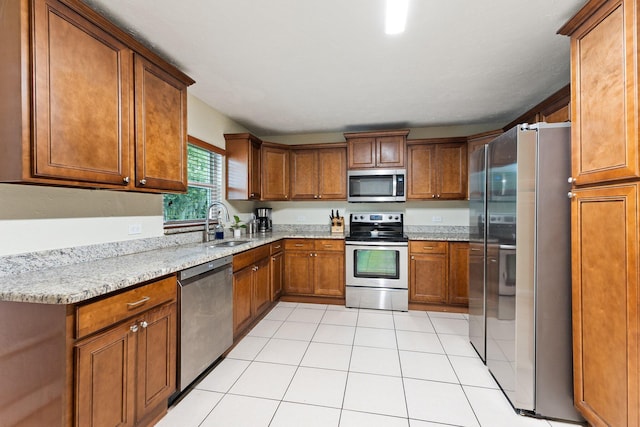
[204,201,231,242]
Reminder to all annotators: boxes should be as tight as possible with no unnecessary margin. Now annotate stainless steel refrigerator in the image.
[484,122,582,422]
[468,144,487,362]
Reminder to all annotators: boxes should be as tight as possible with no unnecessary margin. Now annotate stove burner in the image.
[346,212,406,242]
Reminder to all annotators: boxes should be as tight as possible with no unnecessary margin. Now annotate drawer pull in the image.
[274,245,281,249]
[295,244,304,247]
[127,296,150,309]
[130,324,139,333]
[424,246,433,250]
[140,321,148,329]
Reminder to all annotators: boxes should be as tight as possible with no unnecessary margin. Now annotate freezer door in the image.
[468,145,487,361]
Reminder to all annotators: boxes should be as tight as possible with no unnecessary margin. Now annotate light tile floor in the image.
[157,302,578,427]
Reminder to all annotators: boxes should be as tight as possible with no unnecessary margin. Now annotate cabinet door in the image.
[249,139,262,199]
[135,303,176,424]
[347,138,376,169]
[134,55,188,192]
[271,251,284,301]
[284,251,314,294]
[448,242,469,306]
[290,149,319,199]
[314,251,345,296]
[376,136,405,168]
[252,257,271,318]
[409,253,447,304]
[571,183,639,427]
[407,144,436,199]
[75,321,136,427]
[568,1,639,185]
[437,143,467,200]
[317,147,347,200]
[233,267,253,335]
[33,0,131,186]
[262,145,289,200]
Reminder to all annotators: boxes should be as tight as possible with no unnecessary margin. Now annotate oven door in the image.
[345,241,408,289]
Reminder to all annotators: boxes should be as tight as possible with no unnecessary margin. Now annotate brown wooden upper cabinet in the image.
[225,133,262,200]
[261,143,290,200]
[345,130,409,169]
[0,0,194,193]
[290,146,347,200]
[559,0,639,186]
[406,138,468,200]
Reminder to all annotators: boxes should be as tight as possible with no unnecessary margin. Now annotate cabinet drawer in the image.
[284,239,314,251]
[270,240,284,254]
[233,245,271,271]
[76,275,177,339]
[409,241,447,254]
[315,239,344,252]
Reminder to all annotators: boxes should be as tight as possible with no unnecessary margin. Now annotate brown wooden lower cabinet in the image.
[571,183,639,427]
[283,239,345,299]
[270,241,284,300]
[409,241,469,310]
[448,242,469,306]
[232,245,271,336]
[74,275,177,427]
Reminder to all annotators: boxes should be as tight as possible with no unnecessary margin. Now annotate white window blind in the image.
[163,140,224,224]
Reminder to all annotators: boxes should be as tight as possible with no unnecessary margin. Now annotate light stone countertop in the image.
[2,232,341,305]
[2,229,468,305]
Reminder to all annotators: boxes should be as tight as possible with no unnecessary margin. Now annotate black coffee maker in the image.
[255,208,272,232]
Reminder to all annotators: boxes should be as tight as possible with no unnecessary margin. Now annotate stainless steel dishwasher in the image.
[176,255,233,393]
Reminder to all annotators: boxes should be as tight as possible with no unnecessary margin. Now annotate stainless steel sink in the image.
[208,240,251,248]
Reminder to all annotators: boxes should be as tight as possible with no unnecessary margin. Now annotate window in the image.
[163,136,224,224]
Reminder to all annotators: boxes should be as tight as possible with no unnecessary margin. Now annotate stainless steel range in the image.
[345,212,408,311]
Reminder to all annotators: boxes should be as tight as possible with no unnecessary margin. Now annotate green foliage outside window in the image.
[163,143,223,223]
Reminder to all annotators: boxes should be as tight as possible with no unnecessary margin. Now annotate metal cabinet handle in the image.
[411,255,415,260]
[295,244,304,247]
[139,179,146,185]
[274,245,281,249]
[436,194,441,199]
[424,246,433,250]
[318,195,322,199]
[431,194,436,198]
[490,259,497,263]
[272,257,276,261]
[140,321,148,329]
[568,177,576,184]
[127,296,150,309]
[123,176,130,184]
[130,324,139,333]
[250,193,255,197]
[314,195,318,199]
[470,248,481,252]
[567,192,575,199]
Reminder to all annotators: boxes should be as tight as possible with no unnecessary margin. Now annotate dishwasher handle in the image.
[178,255,232,282]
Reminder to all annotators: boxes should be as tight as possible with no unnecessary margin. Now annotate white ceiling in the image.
[81,0,587,136]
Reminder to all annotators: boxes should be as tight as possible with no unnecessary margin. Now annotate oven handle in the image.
[345,241,408,247]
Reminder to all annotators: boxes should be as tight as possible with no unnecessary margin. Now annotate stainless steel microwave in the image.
[347,169,406,202]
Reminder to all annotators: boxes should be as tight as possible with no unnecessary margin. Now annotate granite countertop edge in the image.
[3,230,468,305]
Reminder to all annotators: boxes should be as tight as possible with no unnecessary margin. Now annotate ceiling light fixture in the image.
[385,0,409,35]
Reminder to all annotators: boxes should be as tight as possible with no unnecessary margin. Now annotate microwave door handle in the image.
[392,174,397,197]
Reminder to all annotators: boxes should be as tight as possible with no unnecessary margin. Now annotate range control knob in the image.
[388,215,393,220]
[394,216,399,220]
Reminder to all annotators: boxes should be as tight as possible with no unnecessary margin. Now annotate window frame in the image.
[163,135,225,229]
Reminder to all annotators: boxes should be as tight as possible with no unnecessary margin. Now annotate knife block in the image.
[331,217,344,234]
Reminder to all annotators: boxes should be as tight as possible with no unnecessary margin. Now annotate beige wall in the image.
[0,94,489,256]
[0,93,249,256]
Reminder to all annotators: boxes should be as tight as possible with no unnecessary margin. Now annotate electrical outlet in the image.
[128,224,142,235]
[431,216,443,223]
